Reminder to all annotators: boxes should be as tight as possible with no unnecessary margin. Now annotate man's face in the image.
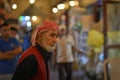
[60,29,66,36]
[11,30,17,38]
[0,25,11,39]
[37,30,59,52]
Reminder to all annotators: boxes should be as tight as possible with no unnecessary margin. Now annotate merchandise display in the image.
[87,30,104,47]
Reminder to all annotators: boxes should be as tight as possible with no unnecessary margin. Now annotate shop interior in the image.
[0,0,120,80]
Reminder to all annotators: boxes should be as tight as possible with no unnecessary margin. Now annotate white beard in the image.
[41,38,56,52]
[45,45,56,52]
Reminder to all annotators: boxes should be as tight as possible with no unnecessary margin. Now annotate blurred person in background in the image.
[11,21,59,80]
[0,22,22,80]
[21,27,32,52]
[10,26,19,40]
[10,26,22,58]
[54,24,76,80]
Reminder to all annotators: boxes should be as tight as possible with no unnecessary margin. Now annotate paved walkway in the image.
[50,69,89,80]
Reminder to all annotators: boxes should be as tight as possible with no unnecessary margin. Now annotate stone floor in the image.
[50,69,89,80]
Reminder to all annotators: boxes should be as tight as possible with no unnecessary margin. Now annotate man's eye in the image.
[51,35,55,37]
[50,34,57,38]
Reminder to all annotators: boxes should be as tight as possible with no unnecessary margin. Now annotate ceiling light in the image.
[52,7,58,13]
[32,16,37,21]
[69,1,75,7]
[29,0,35,4]
[12,4,17,10]
[57,4,65,10]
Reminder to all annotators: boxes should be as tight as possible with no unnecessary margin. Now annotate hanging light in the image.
[69,1,75,7]
[29,0,35,4]
[12,4,17,10]
[52,7,58,13]
[25,16,30,21]
[57,3,65,10]
[69,1,79,7]
[27,21,31,27]
[32,16,37,21]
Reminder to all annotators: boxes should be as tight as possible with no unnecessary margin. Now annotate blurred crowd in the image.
[0,1,104,80]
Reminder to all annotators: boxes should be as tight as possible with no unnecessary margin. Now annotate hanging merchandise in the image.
[87,30,104,47]
[73,21,82,32]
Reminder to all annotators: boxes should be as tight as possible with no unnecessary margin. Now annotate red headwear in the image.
[31,21,59,46]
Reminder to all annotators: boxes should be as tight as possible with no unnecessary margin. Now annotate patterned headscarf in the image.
[31,21,59,46]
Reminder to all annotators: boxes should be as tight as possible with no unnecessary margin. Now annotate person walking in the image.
[54,25,75,80]
[11,20,59,80]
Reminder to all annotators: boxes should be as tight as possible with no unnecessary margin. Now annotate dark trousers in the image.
[57,62,72,80]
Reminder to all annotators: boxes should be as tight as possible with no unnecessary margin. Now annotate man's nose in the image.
[53,37,57,43]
